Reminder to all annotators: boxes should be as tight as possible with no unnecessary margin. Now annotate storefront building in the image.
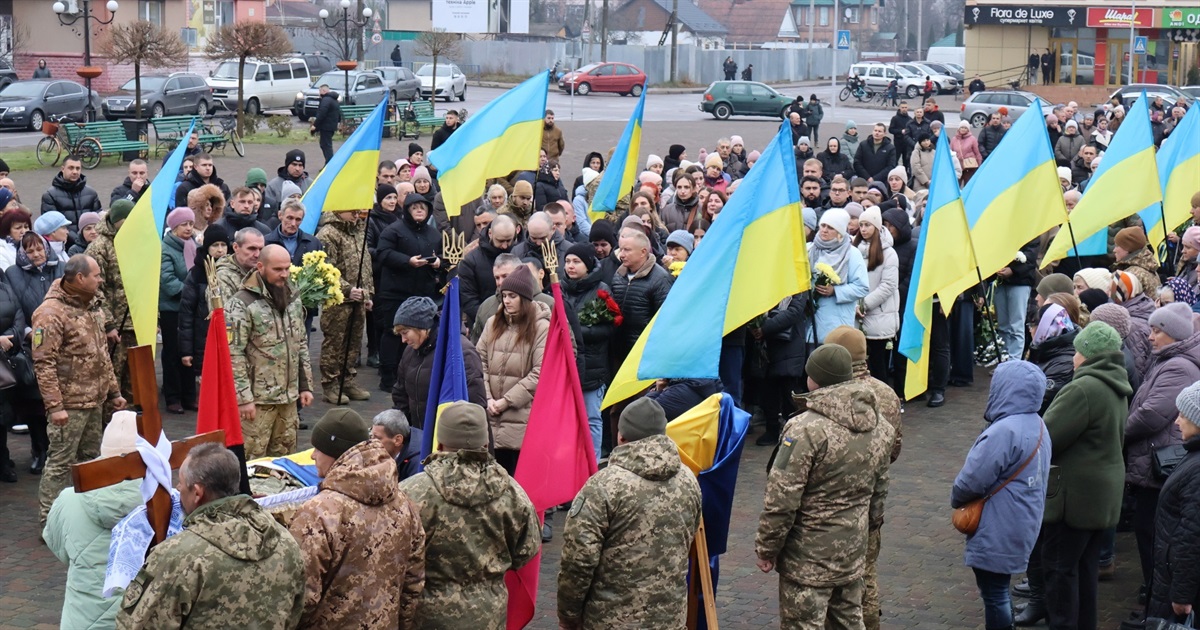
[963,2,1200,88]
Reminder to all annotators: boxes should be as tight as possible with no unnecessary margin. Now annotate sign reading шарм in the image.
[964,5,1082,26]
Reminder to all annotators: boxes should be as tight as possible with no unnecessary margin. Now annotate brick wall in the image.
[1024,84,1115,108]
[15,53,216,92]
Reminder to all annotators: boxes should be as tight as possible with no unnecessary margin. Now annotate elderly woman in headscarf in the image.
[1028,299,1081,414]
[807,208,869,342]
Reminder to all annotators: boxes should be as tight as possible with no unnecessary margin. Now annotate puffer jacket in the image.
[376,196,443,302]
[477,300,551,450]
[979,124,1006,159]
[809,245,870,343]
[1054,132,1086,166]
[459,225,514,322]
[610,258,673,358]
[816,148,854,182]
[533,169,568,210]
[178,262,210,371]
[856,230,899,340]
[398,449,540,630]
[40,172,102,225]
[43,480,144,630]
[1027,327,1079,414]
[1124,293,1156,378]
[1126,333,1200,488]
[561,270,612,391]
[392,325,487,426]
[1116,246,1161,300]
[213,206,271,238]
[159,233,190,312]
[0,281,26,344]
[909,145,935,191]
[288,441,424,630]
[366,204,399,288]
[4,248,61,324]
[659,194,700,233]
[173,166,230,211]
[881,209,917,316]
[1150,435,1200,618]
[762,293,810,378]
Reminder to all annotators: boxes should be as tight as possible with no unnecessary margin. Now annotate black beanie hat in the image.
[668,144,685,159]
[408,142,424,158]
[589,221,616,247]
[565,242,597,272]
[376,183,398,205]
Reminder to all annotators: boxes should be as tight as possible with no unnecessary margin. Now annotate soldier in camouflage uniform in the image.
[558,397,702,629]
[288,409,425,629]
[755,345,893,629]
[117,443,306,629]
[33,255,127,528]
[824,326,903,630]
[212,227,265,305]
[315,210,374,404]
[400,402,540,630]
[228,244,314,460]
[84,200,136,405]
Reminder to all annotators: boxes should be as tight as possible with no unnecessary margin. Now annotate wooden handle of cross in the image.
[686,517,719,630]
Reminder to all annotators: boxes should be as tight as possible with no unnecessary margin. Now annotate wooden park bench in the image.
[150,116,224,157]
[73,121,150,169]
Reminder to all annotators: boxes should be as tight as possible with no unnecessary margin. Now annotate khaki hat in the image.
[437,401,489,450]
[311,408,369,459]
[824,325,867,363]
[618,398,668,442]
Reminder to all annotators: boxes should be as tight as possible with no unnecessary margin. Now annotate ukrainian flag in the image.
[116,121,196,350]
[898,132,976,401]
[940,100,1067,301]
[1042,92,1161,266]
[588,85,646,222]
[602,124,809,408]
[420,277,470,465]
[1147,105,1200,249]
[299,97,388,234]
[428,71,549,218]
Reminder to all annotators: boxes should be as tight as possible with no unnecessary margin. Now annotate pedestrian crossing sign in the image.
[836,30,851,50]
[1133,36,1147,55]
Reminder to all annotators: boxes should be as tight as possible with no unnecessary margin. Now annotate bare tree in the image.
[413,30,461,101]
[97,22,188,119]
[205,22,292,135]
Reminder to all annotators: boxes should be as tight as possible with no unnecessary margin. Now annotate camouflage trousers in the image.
[39,407,103,527]
[243,403,298,461]
[319,303,365,387]
[779,576,865,630]
[862,528,882,630]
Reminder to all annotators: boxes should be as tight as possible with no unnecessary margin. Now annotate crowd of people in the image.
[0,84,1196,628]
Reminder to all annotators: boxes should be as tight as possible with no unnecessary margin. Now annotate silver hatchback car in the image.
[961,90,1055,127]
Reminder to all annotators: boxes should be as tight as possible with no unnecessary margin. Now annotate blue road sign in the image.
[836,30,851,50]
[1133,36,1148,55]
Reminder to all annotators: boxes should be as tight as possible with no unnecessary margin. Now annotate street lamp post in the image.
[319,0,373,105]
[52,0,119,122]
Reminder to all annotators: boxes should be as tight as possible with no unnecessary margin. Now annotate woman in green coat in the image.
[160,207,197,414]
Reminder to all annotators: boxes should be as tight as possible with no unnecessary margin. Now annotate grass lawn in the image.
[4,151,45,173]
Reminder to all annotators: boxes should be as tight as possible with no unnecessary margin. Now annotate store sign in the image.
[1086,7,1155,28]
[431,0,488,33]
[965,5,1081,26]
[1162,7,1200,29]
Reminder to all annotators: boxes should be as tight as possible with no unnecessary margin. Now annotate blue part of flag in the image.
[697,393,750,557]
[1069,226,1109,257]
[420,277,469,469]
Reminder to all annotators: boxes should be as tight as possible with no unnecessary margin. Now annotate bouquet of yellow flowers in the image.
[290,250,344,309]
[814,262,842,287]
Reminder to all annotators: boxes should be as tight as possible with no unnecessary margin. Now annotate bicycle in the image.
[202,104,245,157]
[35,115,74,167]
[838,84,875,103]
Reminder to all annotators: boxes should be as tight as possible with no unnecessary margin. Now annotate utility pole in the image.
[670,0,678,82]
[806,0,815,79]
[1127,0,1136,84]
[601,0,608,61]
[831,0,839,109]
[916,0,922,59]
[902,0,908,58]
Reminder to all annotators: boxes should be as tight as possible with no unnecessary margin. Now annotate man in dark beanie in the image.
[756,344,894,628]
[289,408,426,628]
[400,402,540,629]
[264,149,311,220]
[558,398,701,629]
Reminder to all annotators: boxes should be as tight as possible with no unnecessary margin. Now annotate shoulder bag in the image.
[1153,443,1189,480]
[953,435,1042,535]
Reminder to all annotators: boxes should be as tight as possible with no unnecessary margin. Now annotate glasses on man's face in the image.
[832,187,848,195]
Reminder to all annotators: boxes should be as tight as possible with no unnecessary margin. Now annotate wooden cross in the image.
[71,345,225,549]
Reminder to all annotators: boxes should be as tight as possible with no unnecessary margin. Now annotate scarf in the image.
[1166,276,1197,307]
[61,276,98,304]
[1032,303,1076,346]
[811,233,853,283]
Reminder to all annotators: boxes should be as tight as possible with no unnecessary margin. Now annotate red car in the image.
[558,62,646,96]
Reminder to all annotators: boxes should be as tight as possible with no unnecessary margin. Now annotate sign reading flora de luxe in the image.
[964,5,1082,26]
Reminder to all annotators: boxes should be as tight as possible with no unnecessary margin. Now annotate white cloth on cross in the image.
[103,490,184,597]
[135,431,173,505]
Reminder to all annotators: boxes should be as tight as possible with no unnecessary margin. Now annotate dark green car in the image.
[699,81,791,120]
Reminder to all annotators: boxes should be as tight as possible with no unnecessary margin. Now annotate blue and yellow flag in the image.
[898,133,976,400]
[603,124,809,408]
[588,85,646,223]
[420,277,469,465]
[1042,92,1161,266]
[300,97,388,234]
[1148,105,1200,249]
[428,71,549,218]
[940,100,1067,301]
[116,121,195,350]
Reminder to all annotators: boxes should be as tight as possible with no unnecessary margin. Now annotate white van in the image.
[207,58,312,116]
[848,62,926,99]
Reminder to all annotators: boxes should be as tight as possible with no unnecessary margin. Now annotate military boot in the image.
[322,385,349,405]
[343,382,372,401]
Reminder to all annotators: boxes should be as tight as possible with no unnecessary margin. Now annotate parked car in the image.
[207,57,313,116]
[896,62,959,94]
[293,70,390,120]
[0,60,17,91]
[960,90,1055,127]
[0,79,100,130]
[848,62,925,98]
[1181,86,1200,100]
[372,66,421,102]
[699,81,789,120]
[921,60,965,84]
[557,62,647,96]
[1108,84,1194,110]
[417,63,466,102]
[298,53,334,83]
[102,72,212,120]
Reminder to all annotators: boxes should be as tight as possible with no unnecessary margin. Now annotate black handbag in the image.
[1153,443,1189,480]
[0,355,16,390]
[6,346,39,400]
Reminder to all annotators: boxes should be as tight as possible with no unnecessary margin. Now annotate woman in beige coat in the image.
[477,265,550,474]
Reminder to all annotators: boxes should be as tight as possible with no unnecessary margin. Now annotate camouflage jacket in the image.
[557,434,701,629]
[32,280,120,413]
[84,219,131,332]
[315,214,374,296]
[497,199,533,227]
[228,272,313,405]
[116,495,305,630]
[399,449,540,630]
[755,380,894,587]
[289,441,424,630]
[854,361,903,463]
[211,255,252,306]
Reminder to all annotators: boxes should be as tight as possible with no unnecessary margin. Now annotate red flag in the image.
[195,307,243,446]
[505,283,598,629]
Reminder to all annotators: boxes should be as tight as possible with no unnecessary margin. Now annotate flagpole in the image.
[1159,201,1173,268]
[1066,222,1084,270]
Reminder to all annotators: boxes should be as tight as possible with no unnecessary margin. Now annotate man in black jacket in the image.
[40,156,102,226]
[888,104,912,169]
[215,187,272,237]
[311,85,342,166]
[263,150,311,222]
[430,110,460,151]
[458,214,519,323]
[110,160,149,205]
[610,228,673,366]
[978,113,1007,160]
[854,124,898,184]
[174,153,230,211]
